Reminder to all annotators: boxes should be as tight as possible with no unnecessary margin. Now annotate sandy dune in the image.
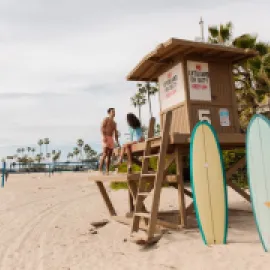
[0,172,269,270]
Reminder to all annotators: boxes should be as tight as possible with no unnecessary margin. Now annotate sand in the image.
[0,172,269,270]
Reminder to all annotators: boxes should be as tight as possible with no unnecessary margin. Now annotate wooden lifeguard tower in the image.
[91,38,258,244]
[127,38,257,135]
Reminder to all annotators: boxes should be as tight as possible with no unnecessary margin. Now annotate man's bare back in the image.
[101,117,117,137]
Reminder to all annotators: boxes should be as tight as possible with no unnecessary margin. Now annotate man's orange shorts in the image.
[103,136,114,150]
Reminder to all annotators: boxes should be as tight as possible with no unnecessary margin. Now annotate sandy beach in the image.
[0,172,269,270]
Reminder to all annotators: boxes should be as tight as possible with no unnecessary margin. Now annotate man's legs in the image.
[99,148,107,172]
[105,148,113,174]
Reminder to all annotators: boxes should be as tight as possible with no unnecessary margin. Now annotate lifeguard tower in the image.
[127,38,257,135]
[91,38,258,244]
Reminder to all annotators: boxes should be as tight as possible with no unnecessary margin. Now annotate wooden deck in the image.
[114,132,245,157]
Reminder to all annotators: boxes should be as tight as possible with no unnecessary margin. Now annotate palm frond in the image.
[208,26,219,38]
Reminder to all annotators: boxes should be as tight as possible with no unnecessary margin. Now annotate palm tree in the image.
[73,147,80,161]
[155,123,161,136]
[38,139,44,155]
[36,154,42,163]
[131,92,146,122]
[52,151,61,163]
[77,139,84,160]
[44,138,50,159]
[232,34,270,129]
[16,148,21,157]
[31,148,36,157]
[208,21,233,45]
[208,22,269,130]
[137,82,158,118]
[68,153,74,161]
[83,144,91,157]
[21,148,25,156]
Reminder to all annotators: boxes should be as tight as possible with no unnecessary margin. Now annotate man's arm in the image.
[101,118,108,136]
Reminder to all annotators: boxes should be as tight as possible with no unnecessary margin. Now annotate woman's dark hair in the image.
[127,113,141,129]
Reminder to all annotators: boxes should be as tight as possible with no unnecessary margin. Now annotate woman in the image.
[116,113,144,172]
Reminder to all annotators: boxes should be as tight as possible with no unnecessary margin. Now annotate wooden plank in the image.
[225,156,250,202]
[175,147,187,227]
[131,117,156,233]
[184,188,193,198]
[186,202,194,215]
[226,157,246,180]
[156,219,182,230]
[164,154,176,175]
[116,132,245,156]
[128,180,148,213]
[90,173,178,184]
[112,216,151,232]
[88,173,129,183]
[128,189,134,213]
[160,101,186,115]
[227,180,250,202]
[182,59,192,134]
[96,181,117,216]
[113,216,181,231]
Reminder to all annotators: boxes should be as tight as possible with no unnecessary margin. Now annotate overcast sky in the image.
[0,0,269,160]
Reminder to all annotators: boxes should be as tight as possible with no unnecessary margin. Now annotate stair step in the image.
[144,154,159,159]
[146,136,161,142]
[141,173,156,178]
[137,192,150,197]
[135,212,150,218]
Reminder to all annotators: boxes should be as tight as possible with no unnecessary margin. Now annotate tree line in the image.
[4,138,97,165]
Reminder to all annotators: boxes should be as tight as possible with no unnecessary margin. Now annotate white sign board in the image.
[187,61,212,101]
[158,62,185,111]
[219,108,230,126]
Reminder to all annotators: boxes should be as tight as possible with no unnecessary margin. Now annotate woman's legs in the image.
[116,142,134,166]
[117,145,127,164]
[126,144,132,169]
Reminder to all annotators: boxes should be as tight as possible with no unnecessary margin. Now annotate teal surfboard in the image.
[247,114,270,252]
[190,121,228,245]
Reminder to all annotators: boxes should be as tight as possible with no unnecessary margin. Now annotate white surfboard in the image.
[190,121,228,245]
[247,114,270,252]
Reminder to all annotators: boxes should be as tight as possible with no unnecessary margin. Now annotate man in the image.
[99,108,120,174]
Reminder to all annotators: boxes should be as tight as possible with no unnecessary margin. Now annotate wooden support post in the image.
[147,113,172,238]
[128,180,148,213]
[128,190,134,213]
[175,147,187,227]
[96,181,117,216]
[226,157,250,202]
[226,157,246,180]
[186,202,194,215]
[164,154,176,175]
[184,189,193,198]
[227,181,250,202]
